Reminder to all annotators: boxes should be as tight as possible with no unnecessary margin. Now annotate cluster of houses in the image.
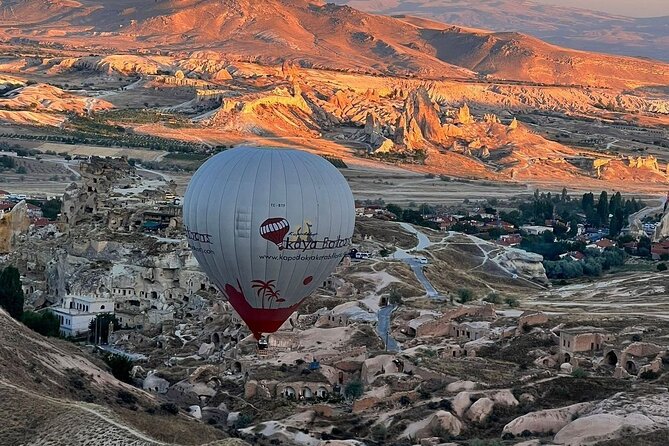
[356,200,669,263]
[0,189,53,227]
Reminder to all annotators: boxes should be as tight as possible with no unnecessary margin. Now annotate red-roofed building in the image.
[498,233,522,247]
[0,190,9,200]
[0,201,14,212]
[651,241,669,260]
[439,216,459,231]
[559,251,586,262]
[587,238,615,252]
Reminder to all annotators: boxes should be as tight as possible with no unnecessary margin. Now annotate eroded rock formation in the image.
[394,87,448,149]
[0,201,30,254]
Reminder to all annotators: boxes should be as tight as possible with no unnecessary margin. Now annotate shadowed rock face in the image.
[394,87,448,149]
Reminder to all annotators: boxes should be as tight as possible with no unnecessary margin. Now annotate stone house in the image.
[406,304,496,338]
[607,342,666,378]
[559,328,615,364]
[451,321,491,341]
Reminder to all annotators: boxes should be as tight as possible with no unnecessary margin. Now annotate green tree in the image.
[21,310,59,337]
[505,296,520,307]
[0,266,24,320]
[16,165,27,174]
[386,204,402,219]
[597,191,609,227]
[456,288,474,304]
[89,313,120,344]
[483,292,503,304]
[567,217,579,238]
[609,208,625,237]
[102,353,133,383]
[581,192,595,213]
[344,379,364,400]
[388,288,403,306]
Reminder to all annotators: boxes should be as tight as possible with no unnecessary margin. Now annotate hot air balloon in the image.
[183,147,355,340]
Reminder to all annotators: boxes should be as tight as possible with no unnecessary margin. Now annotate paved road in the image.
[403,258,442,299]
[628,197,667,229]
[377,305,400,352]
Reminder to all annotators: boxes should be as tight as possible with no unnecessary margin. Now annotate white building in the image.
[520,225,554,236]
[52,295,114,338]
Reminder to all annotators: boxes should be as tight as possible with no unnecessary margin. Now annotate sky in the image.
[533,0,669,17]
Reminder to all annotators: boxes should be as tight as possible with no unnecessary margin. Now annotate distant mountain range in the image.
[0,0,667,88]
[333,0,669,62]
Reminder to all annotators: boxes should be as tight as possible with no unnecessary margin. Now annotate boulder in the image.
[428,410,463,437]
[142,372,170,394]
[454,389,518,417]
[466,397,494,423]
[453,391,474,417]
[198,342,216,358]
[560,363,573,374]
[498,248,548,284]
[188,405,202,420]
[227,411,240,425]
[502,402,593,437]
[554,413,654,445]
[446,380,477,392]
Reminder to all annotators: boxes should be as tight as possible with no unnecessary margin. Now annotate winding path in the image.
[377,305,400,352]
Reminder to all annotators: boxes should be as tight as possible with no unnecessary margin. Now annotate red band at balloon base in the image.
[224,280,303,340]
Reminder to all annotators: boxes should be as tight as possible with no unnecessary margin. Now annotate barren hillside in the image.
[334,0,669,61]
[0,308,235,446]
[0,0,668,88]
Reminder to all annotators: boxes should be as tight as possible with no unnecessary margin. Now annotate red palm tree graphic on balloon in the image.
[251,279,286,306]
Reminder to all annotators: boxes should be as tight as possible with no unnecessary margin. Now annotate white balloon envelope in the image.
[183,147,355,339]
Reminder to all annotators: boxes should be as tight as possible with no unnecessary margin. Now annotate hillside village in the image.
[0,155,668,445]
[0,1,668,445]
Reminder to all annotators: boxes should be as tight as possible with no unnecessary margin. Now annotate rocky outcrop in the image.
[497,248,549,284]
[554,413,654,445]
[627,155,660,171]
[453,389,518,417]
[483,113,500,124]
[457,103,474,124]
[466,397,494,423]
[211,68,232,81]
[143,371,170,394]
[364,112,385,147]
[503,402,593,437]
[428,411,463,436]
[0,201,30,254]
[654,204,669,241]
[394,87,448,149]
[508,117,519,130]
